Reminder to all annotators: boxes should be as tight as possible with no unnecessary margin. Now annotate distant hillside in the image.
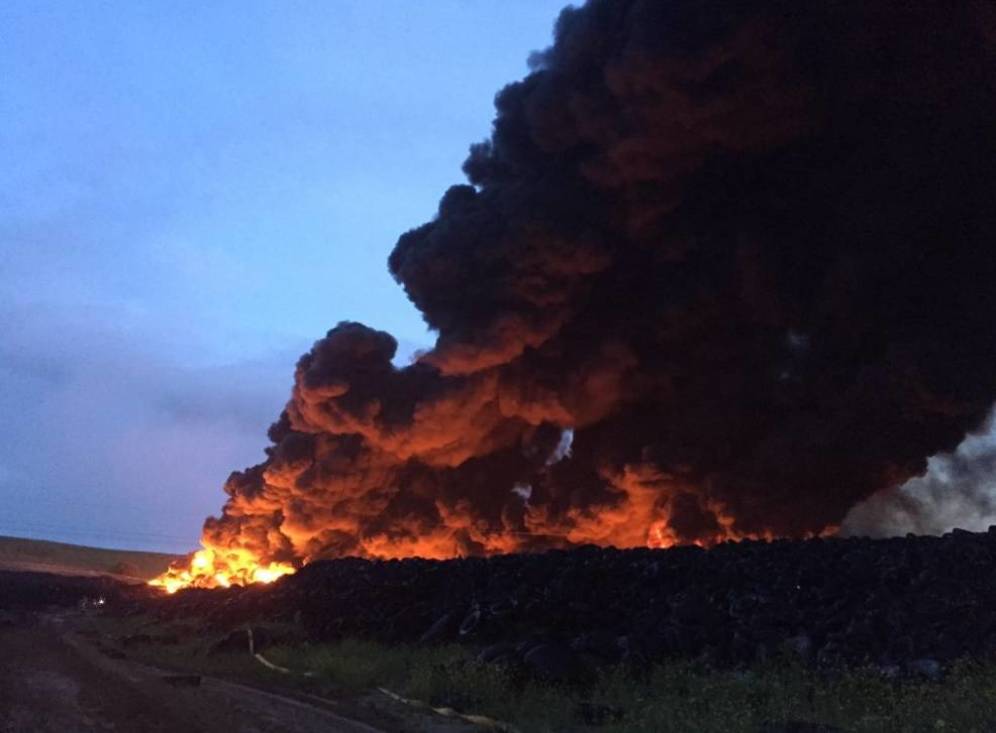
[0,535,181,582]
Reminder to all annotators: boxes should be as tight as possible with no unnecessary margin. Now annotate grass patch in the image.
[0,535,178,579]
[266,641,996,733]
[85,614,291,684]
[90,615,996,732]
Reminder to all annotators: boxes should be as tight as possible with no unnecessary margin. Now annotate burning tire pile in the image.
[150,529,996,677]
[153,0,996,593]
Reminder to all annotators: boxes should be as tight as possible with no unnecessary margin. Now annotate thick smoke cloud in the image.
[198,0,996,567]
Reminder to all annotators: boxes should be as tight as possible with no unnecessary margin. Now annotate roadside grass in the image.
[92,615,996,732]
[264,642,996,732]
[85,614,291,683]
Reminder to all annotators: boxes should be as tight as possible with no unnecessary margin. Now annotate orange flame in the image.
[150,464,837,594]
[149,547,294,594]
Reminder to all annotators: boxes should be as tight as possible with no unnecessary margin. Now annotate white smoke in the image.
[546,428,574,466]
[842,409,996,537]
[511,483,533,501]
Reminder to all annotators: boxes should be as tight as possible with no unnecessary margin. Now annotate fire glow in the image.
[150,502,830,593]
[150,547,294,594]
[152,2,996,593]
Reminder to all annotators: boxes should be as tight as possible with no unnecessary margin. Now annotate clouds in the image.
[0,302,294,551]
[0,303,427,552]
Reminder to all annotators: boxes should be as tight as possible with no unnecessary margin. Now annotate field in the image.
[95,613,996,733]
[0,535,180,581]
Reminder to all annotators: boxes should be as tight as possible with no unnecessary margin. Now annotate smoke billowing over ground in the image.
[843,411,996,537]
[169,0,996,583]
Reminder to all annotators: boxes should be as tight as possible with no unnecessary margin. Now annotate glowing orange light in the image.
[149,547,294,594]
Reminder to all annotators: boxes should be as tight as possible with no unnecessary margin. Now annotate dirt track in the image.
[0,613,385,733]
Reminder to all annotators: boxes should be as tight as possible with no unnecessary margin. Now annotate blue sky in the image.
[0,1,570,551]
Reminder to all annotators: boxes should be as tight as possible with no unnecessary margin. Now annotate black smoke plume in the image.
[181,0,996,577]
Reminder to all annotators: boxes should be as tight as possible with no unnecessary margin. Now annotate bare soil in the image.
[0,613,390,733]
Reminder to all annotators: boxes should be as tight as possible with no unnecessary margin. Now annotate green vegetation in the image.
[0,535,179,579]
[264,641,996,732]
[90,614,996,732]
[87,614,295,684]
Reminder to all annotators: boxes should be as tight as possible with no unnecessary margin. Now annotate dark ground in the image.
[151,529,996,676]
[5,531,996,731]
[0,611,389,733]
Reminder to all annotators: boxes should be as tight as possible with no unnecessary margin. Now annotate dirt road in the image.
[0,613,385,733]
